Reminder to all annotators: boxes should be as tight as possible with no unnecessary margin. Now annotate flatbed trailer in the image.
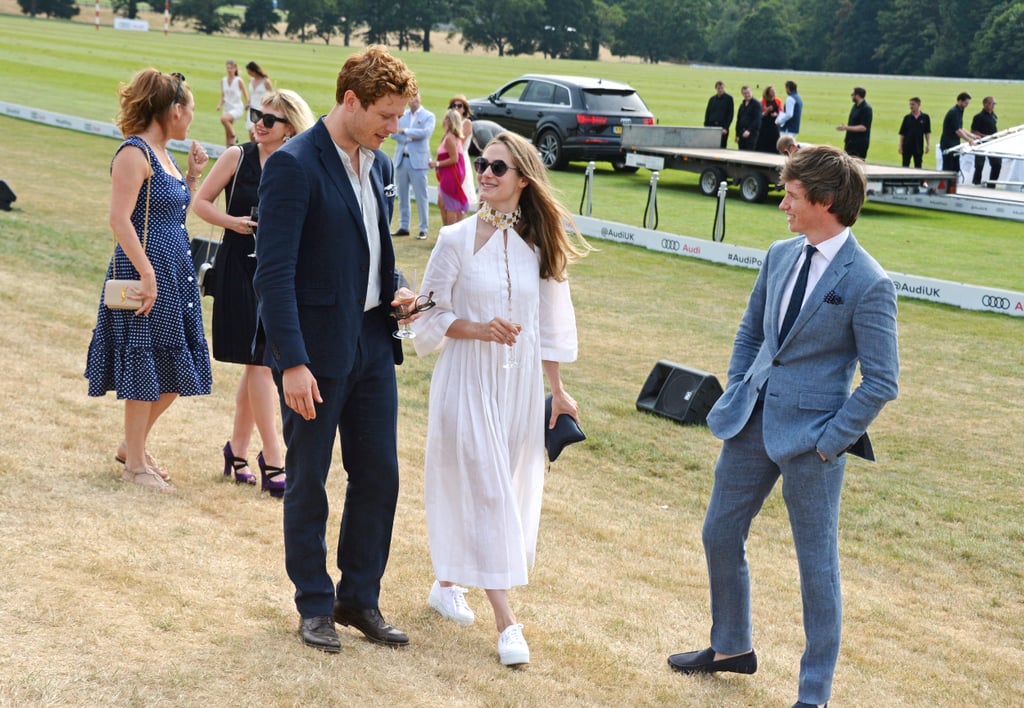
[620,124,956,203]
[867,183,1024,222]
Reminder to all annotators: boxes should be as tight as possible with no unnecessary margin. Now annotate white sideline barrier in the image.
[113,18,149,31]
[0,101,228,159]
[576,216,1024,319]
[3,101,1021,319]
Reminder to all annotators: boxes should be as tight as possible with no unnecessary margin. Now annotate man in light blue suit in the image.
[668,145,899,708]
[254,46,418,654]
[390,93,435,239]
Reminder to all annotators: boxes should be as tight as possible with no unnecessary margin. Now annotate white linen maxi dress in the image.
[412,215,578,589]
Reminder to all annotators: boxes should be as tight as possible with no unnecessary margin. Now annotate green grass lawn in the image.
[1,13,1023,706]
[3,14,1023,295]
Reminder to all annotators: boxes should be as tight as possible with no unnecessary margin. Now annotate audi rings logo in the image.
[981,295,1011,310]
[661,238,681,252]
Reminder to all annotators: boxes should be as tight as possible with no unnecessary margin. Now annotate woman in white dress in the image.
[448,94,477,209]
[244,61,273,142]
[216,59,248,146]
[412,131,589,666]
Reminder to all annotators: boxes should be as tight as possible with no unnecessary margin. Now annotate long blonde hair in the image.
[486,132,591,281]
[443,108,464,140]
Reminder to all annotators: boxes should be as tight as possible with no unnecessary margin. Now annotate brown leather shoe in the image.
[300,616,340,653]
[332,604,409,646]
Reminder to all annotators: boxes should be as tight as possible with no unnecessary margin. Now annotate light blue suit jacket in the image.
[391,107,435,170]
[706,233,899,463]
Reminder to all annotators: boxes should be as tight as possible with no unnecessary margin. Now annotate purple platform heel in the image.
[223,441,257,485]
[258,451,286,498]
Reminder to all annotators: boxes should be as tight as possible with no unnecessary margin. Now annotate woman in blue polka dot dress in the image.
[85,68,213,492]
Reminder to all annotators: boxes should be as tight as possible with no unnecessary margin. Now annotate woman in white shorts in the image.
[245,61,273,142]
[216,59,248,146]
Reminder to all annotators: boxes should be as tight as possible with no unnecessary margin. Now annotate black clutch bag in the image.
[544,394,586,462]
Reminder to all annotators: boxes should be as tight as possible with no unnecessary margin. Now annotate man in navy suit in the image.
[668,145,899,708]
[253,46,418,653]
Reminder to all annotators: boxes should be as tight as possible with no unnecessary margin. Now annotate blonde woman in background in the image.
[216,59,248,146]
[245,61,273,141]
[193,90,315,497]
[429,108,468,227]
[448,94,477,208]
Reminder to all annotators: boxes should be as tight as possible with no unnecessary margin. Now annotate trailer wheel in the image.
[739,172,769,203]
[611,160,639,174]
[699,167,727,197]
[537,129,567,170]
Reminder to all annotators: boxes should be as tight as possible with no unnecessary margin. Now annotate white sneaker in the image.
[498,623,530,666]
[428,580,475,626]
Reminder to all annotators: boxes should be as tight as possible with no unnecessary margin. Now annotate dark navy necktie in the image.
[779,244,818,343]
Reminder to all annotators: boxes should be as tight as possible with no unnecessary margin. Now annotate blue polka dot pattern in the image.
[85,137,212,401]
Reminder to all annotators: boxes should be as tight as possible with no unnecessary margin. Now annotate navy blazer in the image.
[706,234,899,463]
[253,119,401,378]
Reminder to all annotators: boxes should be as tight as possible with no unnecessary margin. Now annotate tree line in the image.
[19,0,1024,79]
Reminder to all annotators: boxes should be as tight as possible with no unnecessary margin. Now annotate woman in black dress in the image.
[193,89,315,496]
[755,85,783,154]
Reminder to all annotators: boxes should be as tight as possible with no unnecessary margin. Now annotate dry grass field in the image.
[0,30,1022,706]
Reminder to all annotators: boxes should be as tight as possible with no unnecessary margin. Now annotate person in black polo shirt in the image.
[837,87,872,159]
[970,96,1001,188]
[940,92,975,179]
[898,97,931,168]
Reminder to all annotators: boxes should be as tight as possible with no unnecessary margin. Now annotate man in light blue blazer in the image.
[254,47,418,654]
[390,93,435,239]
[668,145,899,708]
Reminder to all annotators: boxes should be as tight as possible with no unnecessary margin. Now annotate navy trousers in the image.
[277,307,400,618]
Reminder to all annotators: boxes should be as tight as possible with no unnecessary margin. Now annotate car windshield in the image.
[582,90,647,113]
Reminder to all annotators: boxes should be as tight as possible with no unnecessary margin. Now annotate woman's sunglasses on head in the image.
[474,157,520,177]
[249,107,289,129]
[171,72,185,105]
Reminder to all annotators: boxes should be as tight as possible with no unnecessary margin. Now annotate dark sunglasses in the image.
[449,101,466,109]
[390,292,436,318]
[474,157,520,177]
[171,72,185,105]
[249,107,290,129]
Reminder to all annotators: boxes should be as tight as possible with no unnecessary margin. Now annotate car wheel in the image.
[739,172,769,203]
[611,160,640,174]
[699,167,727,197]
[537,130,567,170]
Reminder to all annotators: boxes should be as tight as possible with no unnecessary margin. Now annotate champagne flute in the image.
[247,206,258,258]
[393,269,417,340]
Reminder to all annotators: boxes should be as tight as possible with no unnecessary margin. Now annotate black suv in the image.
[468,74,655,171]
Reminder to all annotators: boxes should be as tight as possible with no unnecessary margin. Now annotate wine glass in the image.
[393,292,417,340]
[393,268,417,340]
[503,325,520,369]
[246,206,259,258]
